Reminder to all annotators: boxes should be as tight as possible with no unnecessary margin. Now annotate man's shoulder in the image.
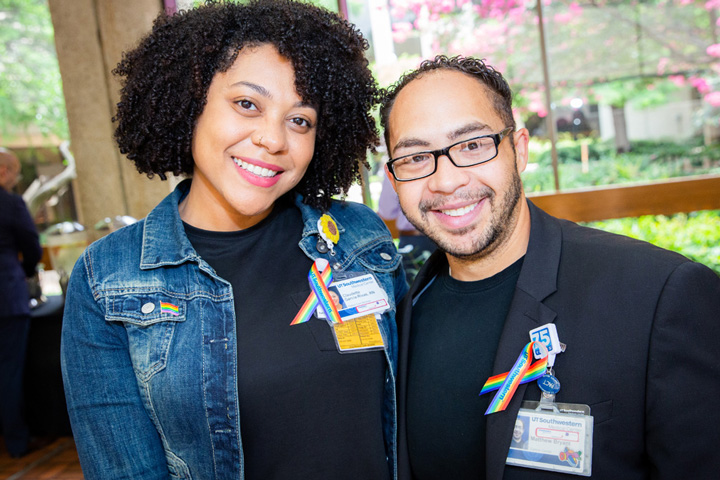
[557,217,688,266]
[533,210,713,291]
[528,202,688,266]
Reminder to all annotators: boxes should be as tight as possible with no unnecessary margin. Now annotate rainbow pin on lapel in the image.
[160,302,180,316]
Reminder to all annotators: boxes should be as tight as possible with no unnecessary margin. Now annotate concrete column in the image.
[48,0,169,240]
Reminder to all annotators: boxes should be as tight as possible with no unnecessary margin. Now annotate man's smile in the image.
[439,202,479,217]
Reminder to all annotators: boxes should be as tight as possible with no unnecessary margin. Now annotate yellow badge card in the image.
[331,314,385,353]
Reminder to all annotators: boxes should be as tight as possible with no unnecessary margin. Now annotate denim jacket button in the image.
[141,302,155,314]
[380,253,392,260]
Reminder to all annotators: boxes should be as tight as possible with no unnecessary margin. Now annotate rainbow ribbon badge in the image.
[480,341,548,415]
[160,302,180,316]
[290,259,342,325]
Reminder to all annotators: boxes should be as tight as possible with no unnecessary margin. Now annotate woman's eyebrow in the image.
[230,81,314,110]
[231,80,271,98]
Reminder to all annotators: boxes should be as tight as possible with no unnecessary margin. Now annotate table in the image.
[25,295,72,436]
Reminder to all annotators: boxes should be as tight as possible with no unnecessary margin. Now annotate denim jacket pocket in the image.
[105,293,187,382]
[165,449,192,479]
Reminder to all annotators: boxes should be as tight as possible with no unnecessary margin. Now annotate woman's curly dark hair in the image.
[113,0,380,210]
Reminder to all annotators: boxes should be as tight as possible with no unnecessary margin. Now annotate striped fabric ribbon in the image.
[290,260,342,325]
[480,341,548,415]
[308,261,342,324]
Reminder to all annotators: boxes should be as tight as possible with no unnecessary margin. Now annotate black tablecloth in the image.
[26,295,72,436]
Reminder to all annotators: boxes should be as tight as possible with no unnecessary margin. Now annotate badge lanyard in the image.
[484,323,595,476]
[290,214,390,354]
[291,214,343,326]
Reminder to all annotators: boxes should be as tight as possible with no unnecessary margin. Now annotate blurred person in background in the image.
[0,147,42,458]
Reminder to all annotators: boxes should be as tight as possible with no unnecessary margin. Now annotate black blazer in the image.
[0,188,41,318]
[396,200,720,479]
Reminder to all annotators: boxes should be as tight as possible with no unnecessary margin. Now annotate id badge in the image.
[315,273,389,321]
[506,401,594,476]
[331,313,385,353]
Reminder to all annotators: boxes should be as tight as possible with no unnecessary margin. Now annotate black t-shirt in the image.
[407,257,524,480]
[185,198,390,480]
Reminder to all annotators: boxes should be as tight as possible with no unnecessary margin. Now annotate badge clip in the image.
[317,214,339,256]
[529,323,565,404]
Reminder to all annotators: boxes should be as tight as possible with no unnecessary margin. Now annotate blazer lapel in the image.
[485,201,562,480]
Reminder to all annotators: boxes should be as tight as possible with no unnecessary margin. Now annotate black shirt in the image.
[185,198,390,480]
[407,257,524,480]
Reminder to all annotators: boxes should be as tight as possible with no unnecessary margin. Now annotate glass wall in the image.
[346,0,720,197]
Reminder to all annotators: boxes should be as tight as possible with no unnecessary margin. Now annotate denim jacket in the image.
[61,180,407,480]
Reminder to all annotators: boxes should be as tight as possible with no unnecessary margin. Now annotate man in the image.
[0,147,42,458]
[380,56,720,479]
[511,418,527,450]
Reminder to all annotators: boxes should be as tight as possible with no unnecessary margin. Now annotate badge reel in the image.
[506,324,594,477]
[530,324,565,405]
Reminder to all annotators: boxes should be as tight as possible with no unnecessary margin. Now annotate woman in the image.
[61,1,407,479]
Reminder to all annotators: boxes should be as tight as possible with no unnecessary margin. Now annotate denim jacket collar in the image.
[139,180,348,270]
[140,180,199,269]
[295,193,345,240]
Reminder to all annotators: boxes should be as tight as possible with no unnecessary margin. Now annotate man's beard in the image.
[401,168,523,263]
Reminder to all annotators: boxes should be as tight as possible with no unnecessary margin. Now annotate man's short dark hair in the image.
[113,0,380,210]
[379,55,515,153]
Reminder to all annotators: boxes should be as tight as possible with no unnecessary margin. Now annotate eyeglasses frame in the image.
[387,126,514,182]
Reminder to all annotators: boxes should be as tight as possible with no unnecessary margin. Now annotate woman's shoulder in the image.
[81,220,146,271]
[327,198,387,231]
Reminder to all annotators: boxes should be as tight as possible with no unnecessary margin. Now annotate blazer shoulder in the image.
[558,219,694,275]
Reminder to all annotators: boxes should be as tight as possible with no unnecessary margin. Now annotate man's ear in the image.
[384,164,398,193]
[513,127,530,174]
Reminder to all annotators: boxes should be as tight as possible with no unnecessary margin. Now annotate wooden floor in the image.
[0,437,83,480]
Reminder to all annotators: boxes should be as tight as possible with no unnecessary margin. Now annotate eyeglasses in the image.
[387,126,513,182]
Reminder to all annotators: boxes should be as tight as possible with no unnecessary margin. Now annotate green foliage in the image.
[523,136,720,274]
[533,137,614,166]
[0,0,68,140]
[591,78,681,110]
[523,136,720,192]
[585,211,720,275]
